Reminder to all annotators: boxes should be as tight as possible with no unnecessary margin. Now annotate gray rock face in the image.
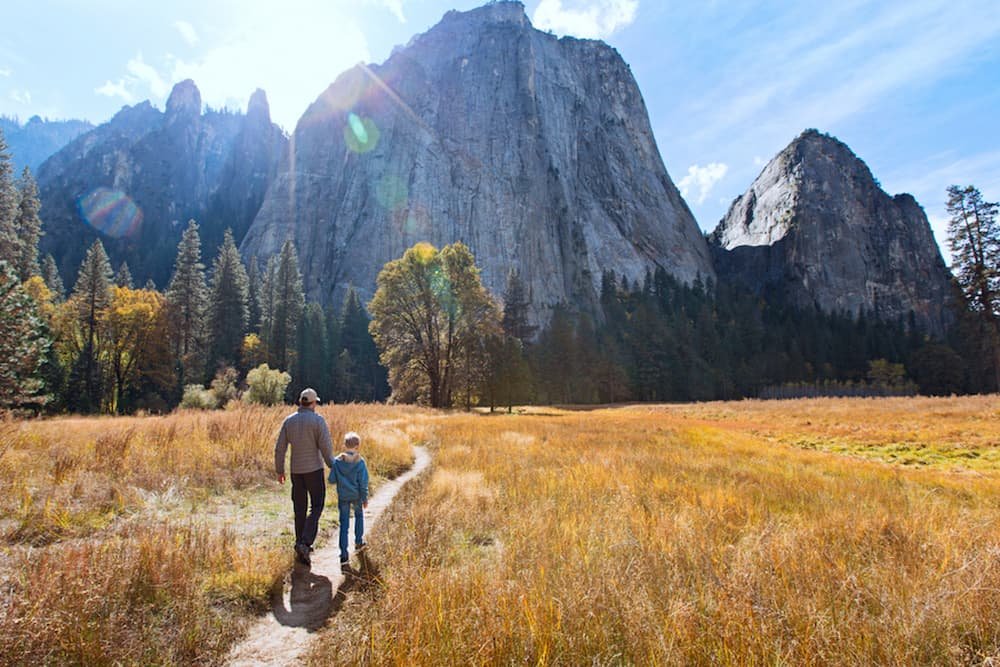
[38,82,287,287]
[709,129,954,335]
[241,0,713,321]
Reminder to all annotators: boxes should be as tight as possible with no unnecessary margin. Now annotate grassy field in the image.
[2,396,999,665]
[0,403,423,665]
[311,396,1000,666]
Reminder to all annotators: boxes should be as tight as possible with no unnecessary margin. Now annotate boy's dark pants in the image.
[291,469,326,547]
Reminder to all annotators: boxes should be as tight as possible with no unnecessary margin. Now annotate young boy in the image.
[328,431,370,565]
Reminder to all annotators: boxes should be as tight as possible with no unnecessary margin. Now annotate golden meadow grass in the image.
[3,396,1000,664]
[0,403,423,665]
[311,397,1000,666]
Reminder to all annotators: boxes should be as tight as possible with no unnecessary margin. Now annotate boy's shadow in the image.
[272,551,382,631]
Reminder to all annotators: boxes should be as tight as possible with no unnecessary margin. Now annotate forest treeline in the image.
[1,126,997,413]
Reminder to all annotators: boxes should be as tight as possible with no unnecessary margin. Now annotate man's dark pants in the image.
[291,469,326,548]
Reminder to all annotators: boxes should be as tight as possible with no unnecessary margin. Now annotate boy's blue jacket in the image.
[329,451,369,503]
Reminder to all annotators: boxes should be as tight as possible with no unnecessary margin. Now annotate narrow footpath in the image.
[226,445,431,666]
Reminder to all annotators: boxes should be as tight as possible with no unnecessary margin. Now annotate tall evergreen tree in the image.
[246,254,262,335]
[115,261,133,288]
[68,239,113,412]
[339,286,388,401]
[0,130,19,269]
[165,220,208,388]
[14,167,42,281]
[268,239,304,371]
[947,184,1000,389]
[258,255,278,357]
[501,268,536,343]
[206,229,250,374]
[208,229,250,373]
[42,253,65,302]
[0,261,50,409]
[295,302,328,397]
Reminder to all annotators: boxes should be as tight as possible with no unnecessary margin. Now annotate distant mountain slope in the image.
[709,129,954,335]
[37,81,286,286]
[0,115,93,174]
[241,1,713,321]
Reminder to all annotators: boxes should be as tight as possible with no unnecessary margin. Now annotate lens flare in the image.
[344,112,380,153]
[77,187,142,238]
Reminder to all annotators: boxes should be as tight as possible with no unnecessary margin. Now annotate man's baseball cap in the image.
[300,388,320,404]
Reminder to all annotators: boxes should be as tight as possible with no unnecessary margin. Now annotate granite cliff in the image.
[38,81,286,286]
[709,129,954,335]
[240,1,713,321]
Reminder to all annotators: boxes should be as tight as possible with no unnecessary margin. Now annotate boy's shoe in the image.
[295,543,311,566]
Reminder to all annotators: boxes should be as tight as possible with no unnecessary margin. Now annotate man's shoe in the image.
[295,543,312,566]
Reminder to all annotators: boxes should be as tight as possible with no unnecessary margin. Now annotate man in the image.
[274,387,335,566]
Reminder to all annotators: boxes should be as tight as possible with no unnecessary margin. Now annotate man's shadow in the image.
[271,552,382,631]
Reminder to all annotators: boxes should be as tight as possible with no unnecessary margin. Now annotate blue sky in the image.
[2,0,998,257]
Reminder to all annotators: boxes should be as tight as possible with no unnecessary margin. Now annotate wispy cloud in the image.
[93,53,169,106]
[0,67,11,78]
[173,20,199,46]
[363,0,406,23]
[9,89,31,104]
[533,0,639,39]
[679,162,728,205]
[685,0,1000,145]
[95,80,134,102]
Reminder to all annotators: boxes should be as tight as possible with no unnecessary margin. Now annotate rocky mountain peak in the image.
[246,88,272,125]
[441,1,528,27]
[165,79,202,120]
[710,129,954,335]
[241,1,713,323]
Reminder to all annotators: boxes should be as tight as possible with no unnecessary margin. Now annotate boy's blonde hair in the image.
[344,431,361,449]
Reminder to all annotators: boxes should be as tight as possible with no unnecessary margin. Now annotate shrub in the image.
[210,367,241,406]
[244,364,291,406]
[180,384,217,410]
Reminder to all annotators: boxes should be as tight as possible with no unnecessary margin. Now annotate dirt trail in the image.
[226,445,431,666]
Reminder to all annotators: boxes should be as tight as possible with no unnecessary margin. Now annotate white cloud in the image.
[94,1,370,130]
[95,80,134,102]
[9,89,31,104]
[533,0,639,39]
[0,67,11,78]
[167,1,371,130]
[174,20,199,46]
[364,0,406,23]
[678,162,729,205]
[127,53,170,99]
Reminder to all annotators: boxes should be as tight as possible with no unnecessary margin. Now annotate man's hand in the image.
[363,501,369,509]
[278,474,285,484]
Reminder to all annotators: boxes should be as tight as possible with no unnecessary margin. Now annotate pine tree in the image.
[42,254,65,302]
[0,130,19,269]
[246,254,262,335]
[946,184,1000,390]
[14,167,42,281]
[165,220,208,387]
[206,229,250,373]
[115,261,133,288]
[295,302,328,397]
[0,261,51,409]
[268,239,304,371]
[258,255,278,357]
[68,239,113,412]
[501,268,537,343]
[339,287,386,401]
